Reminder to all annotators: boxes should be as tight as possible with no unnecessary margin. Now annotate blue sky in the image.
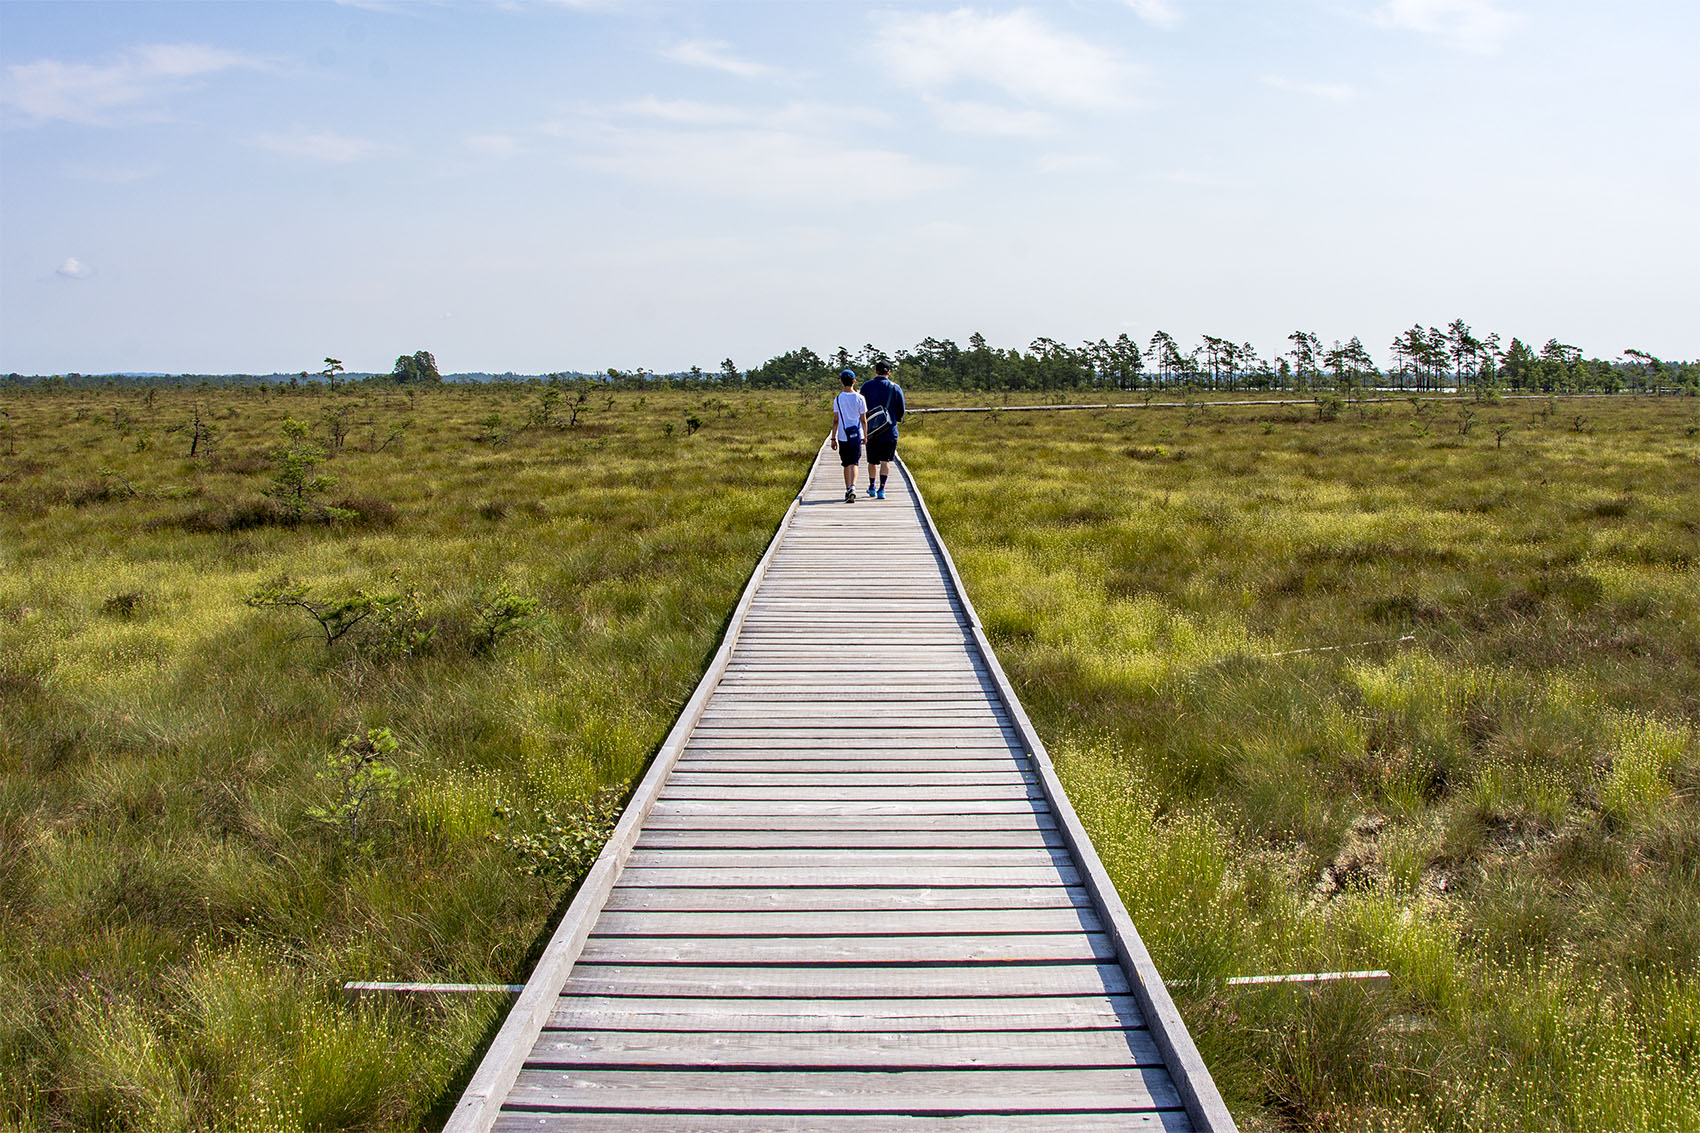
[2,0,1696,375]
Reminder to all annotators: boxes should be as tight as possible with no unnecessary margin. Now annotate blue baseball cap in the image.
[839,368,855,380]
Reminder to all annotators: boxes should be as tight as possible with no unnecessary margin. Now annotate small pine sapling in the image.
[308,727,402,845]
[267,417,336,520]
[474,584,540,653]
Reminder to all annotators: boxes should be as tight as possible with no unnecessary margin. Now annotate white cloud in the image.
[615,96,757,128]
[1035,153,1113,174]
[57,257,93,279]
[873,9,1137,113]
[1123,0,1181,28]
[551,103,956,205]
[662,40,783,81]
[1375,0,1521,53]
[602,98,889,133]
[575,128,957,205]
[1,43,264,126]
[1260,76,1357,102]
[925,98,1053,137]
[253,129,384,163]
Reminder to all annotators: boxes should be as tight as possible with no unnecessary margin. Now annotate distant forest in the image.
[8,325,1696,395]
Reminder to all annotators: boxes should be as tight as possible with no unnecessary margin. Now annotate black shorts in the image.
[838,439,862,467]
[866,431,897,464]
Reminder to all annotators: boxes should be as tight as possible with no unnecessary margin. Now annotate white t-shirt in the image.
[833,391,868,441]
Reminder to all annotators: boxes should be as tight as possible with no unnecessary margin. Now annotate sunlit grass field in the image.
[0,384,820,1130]
[903,393,1700,1131]
[4,384,1697,1130]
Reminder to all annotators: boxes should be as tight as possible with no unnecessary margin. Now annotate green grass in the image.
[903,394,1700,1131]
[0,384,821,1131]
[6,384,1697,1130]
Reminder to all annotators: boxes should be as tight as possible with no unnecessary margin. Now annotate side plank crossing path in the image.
[448,445,1236,1132]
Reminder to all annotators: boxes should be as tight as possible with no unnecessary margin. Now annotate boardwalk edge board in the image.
[442,473,810,1133]
[898,453,1239,1133]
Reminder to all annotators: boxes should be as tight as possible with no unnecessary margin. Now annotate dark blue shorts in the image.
[838,439,862,467]
[866,431,897,464]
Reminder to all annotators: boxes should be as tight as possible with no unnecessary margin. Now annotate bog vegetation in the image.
[1,376,1696,1131]
[907,393,1700,1130]
[0,383,819,1130]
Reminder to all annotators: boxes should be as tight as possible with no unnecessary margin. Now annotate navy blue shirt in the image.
[859,377,905,438]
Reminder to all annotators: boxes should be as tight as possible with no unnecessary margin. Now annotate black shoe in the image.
[844,489,855,503]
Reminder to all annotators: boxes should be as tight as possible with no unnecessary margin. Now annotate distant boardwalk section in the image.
[447,446,1235,1132]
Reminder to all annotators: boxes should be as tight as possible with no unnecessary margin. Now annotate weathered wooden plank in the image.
[658,788,1044,804]
[553,995,1141,1029]
[623,849,1069,869]
[589,908,1105,936]
[683,733,1023,747]
[665,772,1037,788]
[697,687,999,697]
[575,933,1116,965]
[647,799,1052,816]
[608,860,1074,884]
[602,885,1090,913]
[637,811,1059,831]
[612,866,1082,888]
[526,1027,1165,1069]
[634,828,1066,850]
[696,708,1008,721]
[685,742,1016,753]
[673,758,1022,773]
[505,1067,1186,1113]
[559,965,1132,999]
[495,1111,1191,1132]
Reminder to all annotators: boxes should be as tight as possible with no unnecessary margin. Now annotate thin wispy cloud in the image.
[549,100,954,205]
[1036,153,1113,174]
[605,97,888,133]
[253,129,385,163]
[924,98,1053,138]
[1261,76,1357,102]
[662,40,784,81]
[1123,0,1182,28]
[1375,0,1521,53]
[56,257,93,280]
[873,9,1139,120]
[1,43,265,126]
[614,96,758,128]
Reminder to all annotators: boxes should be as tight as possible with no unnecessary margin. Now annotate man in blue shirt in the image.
[858,361,905,499]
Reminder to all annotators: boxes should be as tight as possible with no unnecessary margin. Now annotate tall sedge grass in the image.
[0,385,819,1130]
[907,396,1699,1130]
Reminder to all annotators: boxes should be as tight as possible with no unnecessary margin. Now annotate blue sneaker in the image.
[876,488,885,499]
[866,484,877,498]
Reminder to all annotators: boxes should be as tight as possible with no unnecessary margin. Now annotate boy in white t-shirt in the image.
[829,369,868,504]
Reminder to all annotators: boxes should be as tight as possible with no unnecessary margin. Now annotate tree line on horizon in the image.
[731,326,1694,397]
[6,328,1695,395]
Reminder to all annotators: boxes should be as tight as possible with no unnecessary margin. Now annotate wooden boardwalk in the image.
[448,446,1235,1132]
